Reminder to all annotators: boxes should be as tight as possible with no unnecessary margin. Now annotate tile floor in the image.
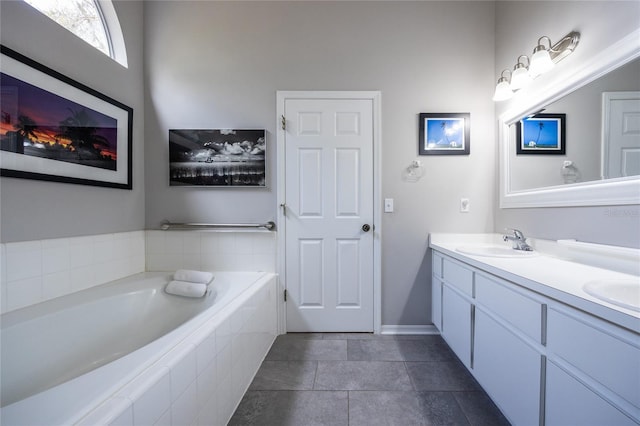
[229,333,511,425]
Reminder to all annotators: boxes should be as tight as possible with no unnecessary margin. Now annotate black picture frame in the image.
[419,112,470,155]
[169,129,266,187]
[0,45,133,189]
[516,113,566,155]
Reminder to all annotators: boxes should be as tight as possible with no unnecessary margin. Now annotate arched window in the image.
[22,0,128,67]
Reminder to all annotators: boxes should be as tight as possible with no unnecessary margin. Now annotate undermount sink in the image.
[583,279,640,312]
[455,245,538,258]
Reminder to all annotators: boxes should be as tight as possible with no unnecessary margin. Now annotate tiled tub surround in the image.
[1,271,277,425]
[145,230,276,273]
[0,231,146,314]
[0,230,277,314]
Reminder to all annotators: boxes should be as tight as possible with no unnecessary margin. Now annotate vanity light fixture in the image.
[493,31,580,101]
[492,69,514,101]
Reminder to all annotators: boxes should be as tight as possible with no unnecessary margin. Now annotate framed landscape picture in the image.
[419,113,470,155]
[169,129,266,187]
[516,113,566,155]
[0,45,133,189]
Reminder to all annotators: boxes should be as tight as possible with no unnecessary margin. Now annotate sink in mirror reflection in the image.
[583,279,640,312]
[455,245,538,258]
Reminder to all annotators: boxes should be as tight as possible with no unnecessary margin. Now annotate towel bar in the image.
[160,221,276,231]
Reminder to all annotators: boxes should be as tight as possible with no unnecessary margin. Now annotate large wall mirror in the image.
[500,30,640,208]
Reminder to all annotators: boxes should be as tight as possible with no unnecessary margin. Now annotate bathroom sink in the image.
[583,279,640,312]
[455,245,537,258]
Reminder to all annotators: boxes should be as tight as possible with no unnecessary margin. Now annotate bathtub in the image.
[1,271,278,426]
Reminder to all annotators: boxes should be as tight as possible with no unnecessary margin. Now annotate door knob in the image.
[362,224,371,232]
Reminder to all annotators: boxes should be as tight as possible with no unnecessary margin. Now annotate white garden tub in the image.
[1,271,277,425]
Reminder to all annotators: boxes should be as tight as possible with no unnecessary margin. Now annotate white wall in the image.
[144,1,496,326]
[494,1,640,248]
[0,0,145,243]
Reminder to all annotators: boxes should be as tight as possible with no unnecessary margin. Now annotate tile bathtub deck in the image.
[229,334,511,426]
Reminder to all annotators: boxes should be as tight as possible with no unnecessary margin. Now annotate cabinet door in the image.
[442,285,472,368]
[547,307,640,412]
[432,277,443,331]
[546,362,637,426]
[474,309,541,426]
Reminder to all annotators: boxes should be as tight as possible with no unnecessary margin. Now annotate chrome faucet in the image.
[503,228,533,251]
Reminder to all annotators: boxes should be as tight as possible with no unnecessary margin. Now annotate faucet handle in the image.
[504,228,525,240]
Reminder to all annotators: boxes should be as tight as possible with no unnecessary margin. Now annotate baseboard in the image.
[380,325,440,335]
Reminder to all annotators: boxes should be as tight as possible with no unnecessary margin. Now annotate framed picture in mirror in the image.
[418,113,470,155]
[516,113,566,155]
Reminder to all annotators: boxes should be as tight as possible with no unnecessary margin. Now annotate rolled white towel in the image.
[165,280,208,298]
[173,269,213,284]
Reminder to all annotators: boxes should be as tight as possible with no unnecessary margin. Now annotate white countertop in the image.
[429,233,640,333]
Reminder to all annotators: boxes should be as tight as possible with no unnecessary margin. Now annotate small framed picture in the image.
[516,113,566,155]
[419,113,470,155]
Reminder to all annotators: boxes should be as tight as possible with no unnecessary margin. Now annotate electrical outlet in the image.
[460,198,470,213]
[384,198,394,213]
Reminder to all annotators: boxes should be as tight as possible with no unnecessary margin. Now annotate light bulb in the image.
[493,79,513,101]
[510,63,532,90]
[529,46,554,77]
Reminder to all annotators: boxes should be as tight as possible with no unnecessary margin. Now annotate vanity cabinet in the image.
[431,249,640,426]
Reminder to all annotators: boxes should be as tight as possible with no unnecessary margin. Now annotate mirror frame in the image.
[500,29,640,208]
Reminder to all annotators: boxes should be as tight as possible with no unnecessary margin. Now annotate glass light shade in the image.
[529,47,554,77]
[492,79,513,101]
[510,65,532,90]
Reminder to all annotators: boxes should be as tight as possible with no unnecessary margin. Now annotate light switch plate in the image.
[384,198,394,213]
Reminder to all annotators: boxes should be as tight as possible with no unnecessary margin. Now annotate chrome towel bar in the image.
[160,221,276,231]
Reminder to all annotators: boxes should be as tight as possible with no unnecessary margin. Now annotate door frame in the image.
[276,90,382,334]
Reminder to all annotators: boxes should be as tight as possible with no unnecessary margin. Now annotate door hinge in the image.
[281,115,286,131]
[284,289,288,302]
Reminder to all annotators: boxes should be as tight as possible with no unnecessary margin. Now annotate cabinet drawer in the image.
[475,274,543,343]
[442,258,473,296]
[547,307,640,410]
[433,252,443,278]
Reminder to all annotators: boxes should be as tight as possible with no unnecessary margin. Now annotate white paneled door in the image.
[603,91,640,179]
[283,96,375,332]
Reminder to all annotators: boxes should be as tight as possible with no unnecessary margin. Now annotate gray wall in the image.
[494,1,640,248]
[0,0,145,243]
[144,1,497,326]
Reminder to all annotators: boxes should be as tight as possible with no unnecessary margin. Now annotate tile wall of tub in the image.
[0,230,277,314]
[0,231,146,314]
[144,230,277,273]
[77,274,278,426]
